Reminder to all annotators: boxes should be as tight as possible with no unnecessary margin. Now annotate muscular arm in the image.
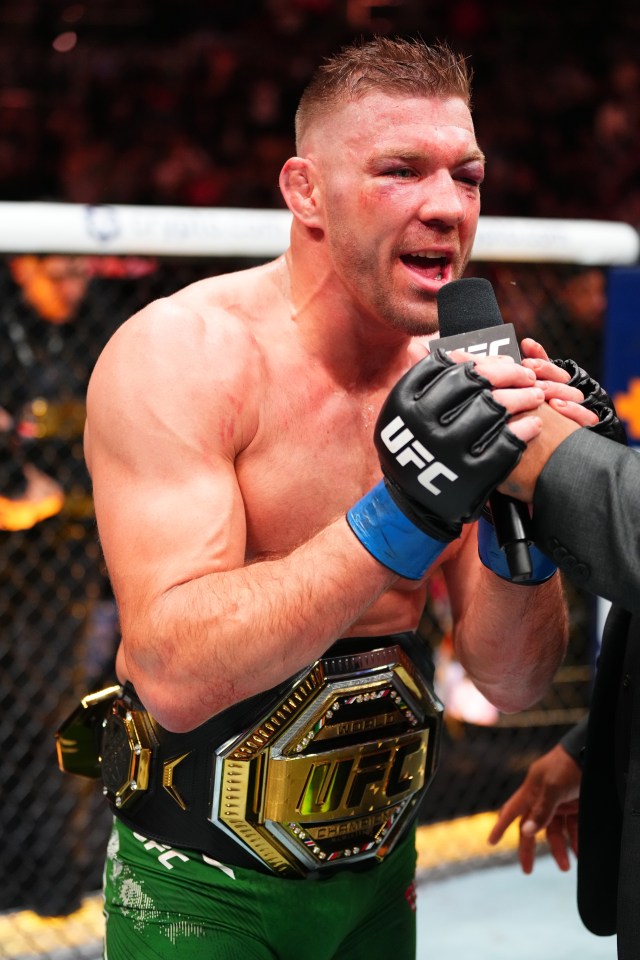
[441,521,569,713]
[86,301,398,732]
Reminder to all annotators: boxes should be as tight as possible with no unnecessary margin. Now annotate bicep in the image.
[85,308,252,625]
[90,435,246,612]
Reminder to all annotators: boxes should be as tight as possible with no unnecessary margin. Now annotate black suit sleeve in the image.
[559,713,589,768]
[532,429,640,614]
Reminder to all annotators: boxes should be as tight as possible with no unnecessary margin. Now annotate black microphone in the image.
[436,278,533,582]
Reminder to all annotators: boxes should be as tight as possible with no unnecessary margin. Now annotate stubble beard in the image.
[329,219,466,337]
[365,280,442,337]
[339,250,442,337]
[380,260,473,337]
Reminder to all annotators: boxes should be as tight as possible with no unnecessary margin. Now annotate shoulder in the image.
[92,269,274,395]
[86,270,280,457]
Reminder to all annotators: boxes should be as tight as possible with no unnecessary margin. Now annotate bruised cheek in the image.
[330,170,392,215]
[359,183,382,213]
[360,181,408,216]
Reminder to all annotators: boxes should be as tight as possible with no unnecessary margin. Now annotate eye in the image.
[455,165,484,188]
[385,167,417,179]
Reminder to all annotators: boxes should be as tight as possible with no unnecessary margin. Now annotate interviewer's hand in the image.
[487,743,581,874]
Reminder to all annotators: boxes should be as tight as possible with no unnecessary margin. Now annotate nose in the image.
[417,171,466,227]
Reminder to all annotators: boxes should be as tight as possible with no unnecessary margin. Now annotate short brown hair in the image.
[295,36,472,150]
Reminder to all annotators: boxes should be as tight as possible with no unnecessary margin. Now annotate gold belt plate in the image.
[210,644,442,876]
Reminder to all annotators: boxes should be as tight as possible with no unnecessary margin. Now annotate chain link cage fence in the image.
[0,206,637,957]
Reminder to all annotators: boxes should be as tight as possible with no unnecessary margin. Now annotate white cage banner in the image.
[0,202,637,264]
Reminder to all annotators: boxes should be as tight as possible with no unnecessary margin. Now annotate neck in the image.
[281,246,419,390]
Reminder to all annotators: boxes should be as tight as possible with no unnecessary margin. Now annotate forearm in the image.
[453,560,568,713]
[119,517,398,732]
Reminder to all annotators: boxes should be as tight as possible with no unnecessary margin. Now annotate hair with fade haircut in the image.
[295,36,472,151]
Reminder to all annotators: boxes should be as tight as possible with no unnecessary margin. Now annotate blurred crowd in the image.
[0,0,639,225]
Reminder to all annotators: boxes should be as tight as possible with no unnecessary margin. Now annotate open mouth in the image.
[400,253,449,282]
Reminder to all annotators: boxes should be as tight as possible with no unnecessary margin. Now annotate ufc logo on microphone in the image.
[444,337,512,359]
[462,338,511,358]
[380,416,458,495]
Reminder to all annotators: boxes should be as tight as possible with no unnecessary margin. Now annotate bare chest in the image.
[236,380,385,560]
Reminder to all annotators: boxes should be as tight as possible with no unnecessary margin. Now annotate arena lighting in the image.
[52,32,78,53]
[0,202,637,264]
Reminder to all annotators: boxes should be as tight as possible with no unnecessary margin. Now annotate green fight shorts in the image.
[103,818,419,960]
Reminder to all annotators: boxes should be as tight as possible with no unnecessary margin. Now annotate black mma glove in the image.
[552,358,628,445]
[346,349,526,579]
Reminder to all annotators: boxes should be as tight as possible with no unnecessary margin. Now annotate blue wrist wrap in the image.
[346,480,447,580]
[478,516,557,584]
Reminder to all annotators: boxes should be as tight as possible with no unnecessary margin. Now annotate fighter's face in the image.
[311,93,484,335]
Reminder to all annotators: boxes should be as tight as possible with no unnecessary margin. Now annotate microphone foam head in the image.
[437,277,503,336]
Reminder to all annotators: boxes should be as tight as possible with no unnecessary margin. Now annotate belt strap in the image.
[105,681,295,875]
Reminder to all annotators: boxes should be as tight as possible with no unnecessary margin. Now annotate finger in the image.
[449,350,538,389]
[536,382,586,404]
[505,414,542,444]
[488,814,516,846]
[449,349,516,366]
[549,398,599,426]
[518,831,537,875]
[488,794,529,845]
[492,386,545,415]
[488,808,520,845]
[521,338,550,362]
[546,821,571,872]
[522,357,571,384]
[473,357,537,389]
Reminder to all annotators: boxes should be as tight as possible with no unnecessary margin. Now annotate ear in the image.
[279,157,323,228]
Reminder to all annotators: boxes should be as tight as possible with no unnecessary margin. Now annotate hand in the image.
[487,743,581,874]
[520,339,600,429]
[551,357,627,445]
[347,349,544,580]
[522,339,627,443]
[376,349,542,533]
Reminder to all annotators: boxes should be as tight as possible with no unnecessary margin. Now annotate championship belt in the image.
[210,642,442,875]
[57,637,443,878]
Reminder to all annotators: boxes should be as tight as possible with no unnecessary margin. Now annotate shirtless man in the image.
[82,37,578,960]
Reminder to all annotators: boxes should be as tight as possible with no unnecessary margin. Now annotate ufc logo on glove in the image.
[379,416,458,496]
